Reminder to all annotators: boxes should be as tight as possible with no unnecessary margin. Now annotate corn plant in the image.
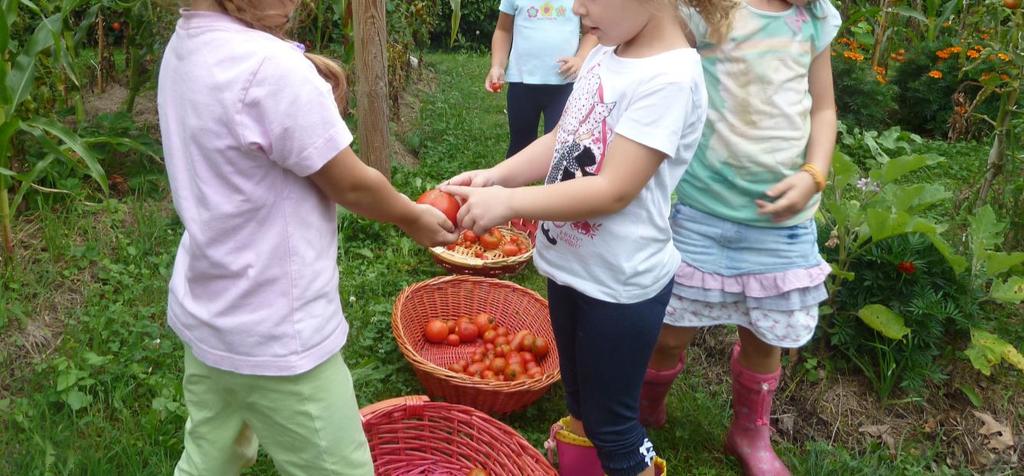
[1,0,107,258]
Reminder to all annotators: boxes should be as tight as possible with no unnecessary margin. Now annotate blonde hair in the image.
[214,0,348,113]
[678,0,740,44]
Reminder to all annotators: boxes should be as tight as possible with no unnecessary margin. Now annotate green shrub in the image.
[832,53,899,130]
[433,0,499,51]
[888,41,964,138]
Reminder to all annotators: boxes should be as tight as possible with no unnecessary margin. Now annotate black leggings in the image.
[547,279,673,476]
[505,82,574,158]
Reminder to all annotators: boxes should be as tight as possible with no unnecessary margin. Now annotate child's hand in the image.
[440,185,514,236]
[556,56,583,80]
[444,169,499,188]
[485,67,505,93]
[401,204,460,247]
[755,171,819,223]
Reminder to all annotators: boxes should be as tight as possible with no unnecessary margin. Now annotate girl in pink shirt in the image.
[159,1,455,473]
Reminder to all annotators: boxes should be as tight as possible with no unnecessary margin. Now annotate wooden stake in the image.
[352,0,390,178]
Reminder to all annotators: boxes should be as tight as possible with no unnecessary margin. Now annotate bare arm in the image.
[756,47,837,222]
[486,13,515,90]
[310,147,457,246]
[444,135,666,234]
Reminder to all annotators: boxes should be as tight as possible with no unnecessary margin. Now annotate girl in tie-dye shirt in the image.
[640,1,840,475]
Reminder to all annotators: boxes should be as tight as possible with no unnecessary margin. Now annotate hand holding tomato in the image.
[400,203,459,247]
[444,168,500,188]
[439,184,516,236]
[416,189,461,226]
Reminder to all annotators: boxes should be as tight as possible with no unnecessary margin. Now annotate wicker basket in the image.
[360,395,557,476]
[392,275,560,414]
[429,226,533,278]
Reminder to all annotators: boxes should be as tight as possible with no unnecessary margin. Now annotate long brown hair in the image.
[678,0,740,44]
[214,0,348,113]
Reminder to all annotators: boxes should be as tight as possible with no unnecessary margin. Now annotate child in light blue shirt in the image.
[486,0,598,157]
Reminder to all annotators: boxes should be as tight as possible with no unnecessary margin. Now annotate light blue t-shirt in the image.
[499,0,581,85]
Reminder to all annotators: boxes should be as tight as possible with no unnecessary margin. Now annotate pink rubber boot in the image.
[724,343,791,476]
[638,352,685,428]
[545,417,603,476]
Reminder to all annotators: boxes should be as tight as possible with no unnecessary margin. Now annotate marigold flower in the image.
[1000,74,1010,81]
[843,50,865,61]
[982,72,995,81]
[876,74,888,84]
[928,70,943,79]
[873,66,886,74]
[968,50,980,59]
[981,34,990,40]
[973,45,984,51]
[897,261,917,275]
[949,46,962,54]
[997,53,1011,62]
[936,50,951,59]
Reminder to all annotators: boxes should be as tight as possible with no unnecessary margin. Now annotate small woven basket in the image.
[360,395,557,476]
[392,275,560,414]
[429,226,533,277]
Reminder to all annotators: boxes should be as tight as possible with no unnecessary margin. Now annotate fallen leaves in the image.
[972,411,1015,451]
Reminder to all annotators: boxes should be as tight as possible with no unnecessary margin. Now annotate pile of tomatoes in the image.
[445,228,530,260]
[422,313,550,381]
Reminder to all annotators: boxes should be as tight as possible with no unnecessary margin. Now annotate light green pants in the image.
[174,348,374,476]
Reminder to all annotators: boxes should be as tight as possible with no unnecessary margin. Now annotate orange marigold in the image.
[1000,74,1010,81]
[949,46,962,53]
[876,74,888,84]
[997,53,1011,62]
[936,50,951,59]
[968,50,980,59]
[973,45,984,51]
[981,72,995,81]
[928,70,943,79]
[843,50,865,61]
[873,65,886,75]
[981,34,990,40]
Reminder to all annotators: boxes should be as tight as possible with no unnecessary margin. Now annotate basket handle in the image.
[359,395,430,422]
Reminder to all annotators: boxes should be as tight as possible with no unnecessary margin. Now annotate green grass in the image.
[0,52,970,475]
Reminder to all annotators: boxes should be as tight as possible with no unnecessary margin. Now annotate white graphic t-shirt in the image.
[533,45,708,304]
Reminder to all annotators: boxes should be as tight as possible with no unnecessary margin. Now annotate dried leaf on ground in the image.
[972,411,1015,451]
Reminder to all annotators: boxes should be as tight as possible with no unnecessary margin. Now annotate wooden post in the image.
[352,0,390,178]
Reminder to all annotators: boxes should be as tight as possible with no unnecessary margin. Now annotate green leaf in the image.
[891,184,950,213]
[958,384,983,408]
[831,150,860,192]
[966,329,1024,375]
[878,154,943,183]
[63,390,91,411]
[926,233,968,274]
[73,5,99,46]
[56,371,78,392]
[7,54,36,113]
[982,251,1024,278]
[969,206,1006,254]
[21,118,107,194]
[0,167,14,176]
[990,277,1024,304]
[829,262,855,281]
[24,13,60,57]
[857,304,910,340]
[892,6,928,22]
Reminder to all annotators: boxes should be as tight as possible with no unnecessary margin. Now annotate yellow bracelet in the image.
[800,163,827,192]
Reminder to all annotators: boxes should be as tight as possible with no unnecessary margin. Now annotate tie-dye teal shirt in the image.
[676,1,841,227]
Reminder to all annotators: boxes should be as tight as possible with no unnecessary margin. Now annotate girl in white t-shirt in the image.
[159,1,456,474]
[445,1,729,474]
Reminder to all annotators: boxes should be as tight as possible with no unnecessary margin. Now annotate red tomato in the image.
[457,321,480,342]
[482,329,497,344]
[467,362,487,376]
[507,352,521,364]
[1005,0,1020,9]
[475,250,487,259]
[449,363,465,373]
[479,232,501,250]
[522,334,535,352]
[495,345,506,357]
[484,342,495,351]
[532,337,550,359]
[473,313,494,334]
[526,367,543,379]
[519,351,535,364]
[446,334,460,346]
[525,361,539,371]
[494,336,509,347]
[510,330,530,352]
[416,189,461,226]
[111,21,122,32]
[424,319,448,344]
[495,326,508,337]
[468,468,490,476]
[446,320,456,334]
[456,359,469,369]
[501,242,520,257]
[504,363,524,380]
[462,229,478,244]
[489,357,508,373]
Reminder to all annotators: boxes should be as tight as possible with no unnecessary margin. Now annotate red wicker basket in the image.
[360,395,556,476]
[392,275,560,414]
